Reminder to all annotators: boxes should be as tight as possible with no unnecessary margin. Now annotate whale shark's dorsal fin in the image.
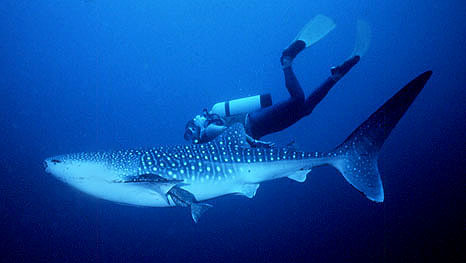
[210,123,249,148]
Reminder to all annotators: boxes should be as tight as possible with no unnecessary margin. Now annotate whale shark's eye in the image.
[51,159,61,164]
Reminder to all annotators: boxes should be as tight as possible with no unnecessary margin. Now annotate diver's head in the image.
[184,115,207,144]
[184,109,226,144]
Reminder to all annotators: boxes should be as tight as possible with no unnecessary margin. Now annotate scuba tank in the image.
[210,94,272,118]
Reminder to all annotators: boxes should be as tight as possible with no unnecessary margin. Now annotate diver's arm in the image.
[199,124,227,143]
[221,113,247,127]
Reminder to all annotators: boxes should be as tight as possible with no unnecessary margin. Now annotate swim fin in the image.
[293,14,336,48]
[350,19,371,58]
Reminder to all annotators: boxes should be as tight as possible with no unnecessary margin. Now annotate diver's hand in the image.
[246,135,275,148]
[254,140,275,148]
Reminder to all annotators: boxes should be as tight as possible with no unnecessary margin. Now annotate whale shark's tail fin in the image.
[330,71,432,202]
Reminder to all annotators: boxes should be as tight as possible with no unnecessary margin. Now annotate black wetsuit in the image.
[246,40,345,139]
[247,72,336,139]
[186,41,359,144]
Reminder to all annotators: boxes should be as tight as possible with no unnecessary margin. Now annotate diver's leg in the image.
[280,40,306,67]
[245,15,338,139]
[245,42,357,139]
[330,55,361,82]
[302,55,360,116]
[302,77,337,116]
[281,40,306,101]
[243,40,308,139]
[279,14,337,100]
[246,99,304,139]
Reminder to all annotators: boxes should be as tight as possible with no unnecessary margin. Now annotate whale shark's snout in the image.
[44,154,114,189]
[44,157,64,174]
[44,157,61,178]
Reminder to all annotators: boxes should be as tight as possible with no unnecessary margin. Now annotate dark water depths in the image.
[1,0,465,262]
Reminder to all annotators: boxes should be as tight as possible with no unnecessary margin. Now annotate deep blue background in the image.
[1,0,465,262]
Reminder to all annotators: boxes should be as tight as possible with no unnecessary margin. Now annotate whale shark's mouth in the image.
[43,158,55,174]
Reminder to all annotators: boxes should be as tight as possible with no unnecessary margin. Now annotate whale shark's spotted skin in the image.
[45,124,365,205]
[67,126,328,184]
[48,125,332,205]
[137,137,324,184]
[44,71,432,221]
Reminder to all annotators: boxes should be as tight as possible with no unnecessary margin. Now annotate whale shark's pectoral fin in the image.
[236,183,260,198]
[287,169,310,183]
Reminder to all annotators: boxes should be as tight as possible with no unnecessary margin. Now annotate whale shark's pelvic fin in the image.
[287,170,309,183]
[330,71,432,202]
[235,183,260,198]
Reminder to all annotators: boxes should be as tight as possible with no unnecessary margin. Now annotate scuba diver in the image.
[184,15,370,147]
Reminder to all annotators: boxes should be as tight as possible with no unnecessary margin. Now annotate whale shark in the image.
[44,71,432,222]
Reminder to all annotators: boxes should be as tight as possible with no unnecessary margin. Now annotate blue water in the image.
[1,0,465,262]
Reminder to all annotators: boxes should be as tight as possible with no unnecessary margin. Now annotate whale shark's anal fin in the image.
[330,71,432,202]
[167,186,212,223]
